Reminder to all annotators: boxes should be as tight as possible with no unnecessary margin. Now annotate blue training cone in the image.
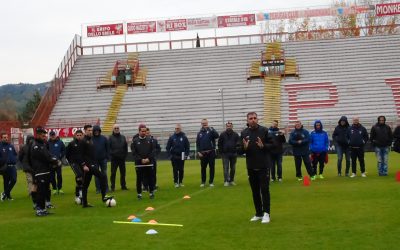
[132,217,142,222]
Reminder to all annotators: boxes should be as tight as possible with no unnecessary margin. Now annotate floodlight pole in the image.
[219,88,225,130]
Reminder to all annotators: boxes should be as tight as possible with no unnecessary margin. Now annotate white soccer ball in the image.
[75,197,82,205]
[105,198,116,207]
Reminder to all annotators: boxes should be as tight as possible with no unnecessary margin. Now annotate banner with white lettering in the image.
[217,14,256,28]
[376,3,400,16]
[127,21,157,34]
[45,128,84,138]
[187,16,217,30]
[87,23,124,37]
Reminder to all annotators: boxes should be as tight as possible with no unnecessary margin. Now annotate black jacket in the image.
[268,127,286,154]
[29,138,58,175]
[239,125,274,170]
[332,116,350,146]
[218,129,240,156]
[81,136,97,166]
[109,132,128,160]
[66,138,85,166]
[370,123,393,147]
[130,136,156,166]
[393,125,400,152]
[347,124,369,147]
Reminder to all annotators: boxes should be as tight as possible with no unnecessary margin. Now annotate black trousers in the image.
[294,155,314,177]
[142,161,157,189]
[82,165,107,206]
[35,173,50,210]
[311,152,326,175]
[70,163,83,197]
[50,166,62,190]
[247,168,270,216]
[350,147,365,174]
[171,158,185,184]
[200,152,215,184]
[110,158,127,190]
[136,166,155,194]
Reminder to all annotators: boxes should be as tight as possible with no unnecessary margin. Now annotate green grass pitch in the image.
[0,152,399,249]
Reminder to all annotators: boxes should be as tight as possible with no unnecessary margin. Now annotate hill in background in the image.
[0,82,48,120]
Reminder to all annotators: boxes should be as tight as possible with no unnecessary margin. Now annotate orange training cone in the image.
[396,171,400,182]
[303,176,311,186]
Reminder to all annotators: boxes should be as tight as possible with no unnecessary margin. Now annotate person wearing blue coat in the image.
[0,133,17,201]
[310,120,329,179]
[289,121,316,181]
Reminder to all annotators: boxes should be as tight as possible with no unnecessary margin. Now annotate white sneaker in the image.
[174,183,179,188]
[209,183,214,187]
[224,182,229,187]
[229,182,236,186]
[350,173,356,178]
[250,215,262,222]
[361,172,367,177]
[200,183,205,188]
[278,178,282,182]
[261,213,270,224]
[179,183,184,187]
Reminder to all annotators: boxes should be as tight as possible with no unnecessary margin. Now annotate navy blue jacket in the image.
[166,132,190,159]
[0,142,17,165]
[48,137,66,160]
[347,124,369,147]
[196,127,219,152]
[310,120,329,153]
[289,126,310,156]
[92,126,109,161]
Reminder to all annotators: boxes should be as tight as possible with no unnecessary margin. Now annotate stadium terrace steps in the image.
[47,34,400,138]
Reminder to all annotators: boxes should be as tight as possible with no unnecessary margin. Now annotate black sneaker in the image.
[149,193,155,199]
[6,195,13,201]
[137,194,142,200]
[46,204,55,209]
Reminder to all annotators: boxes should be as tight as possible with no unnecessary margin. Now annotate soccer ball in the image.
[75,197,82,205]
[105,198,116,207]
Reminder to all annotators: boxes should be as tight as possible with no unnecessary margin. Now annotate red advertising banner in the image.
[376,2,400,16]
[187,17,217,30]
[87,23,124,37]
[165,19,188,32]
[217,14,256,28]
[46,128,84,138]
[127,21,157,34]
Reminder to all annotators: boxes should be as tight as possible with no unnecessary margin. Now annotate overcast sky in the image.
[0,0,332,85]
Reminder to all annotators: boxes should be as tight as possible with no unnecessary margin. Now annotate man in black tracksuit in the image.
[196,119,219,187]
[347,117,369,177]
[239,112,273,224]
[109,124,128,191]
[66,129,85,202]
[332,116,350,176]
[146,128,161,190]
[218,121,239,186]
[131,125,156,199]
[29,127,59,216]
[81,125,112,207]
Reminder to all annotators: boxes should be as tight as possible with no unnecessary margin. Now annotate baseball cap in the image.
[36,127,47,134]
[49,131,56,136]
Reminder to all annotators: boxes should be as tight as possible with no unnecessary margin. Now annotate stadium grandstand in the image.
[20,2,400,150]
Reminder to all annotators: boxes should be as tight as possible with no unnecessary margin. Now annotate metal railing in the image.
[30,35,82,128]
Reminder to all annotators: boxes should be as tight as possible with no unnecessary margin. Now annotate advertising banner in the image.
[217,14,256,28]
[127,21,157,34]
[87,23,124,37]
[187,16,217,30]
[376,2,400,16]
